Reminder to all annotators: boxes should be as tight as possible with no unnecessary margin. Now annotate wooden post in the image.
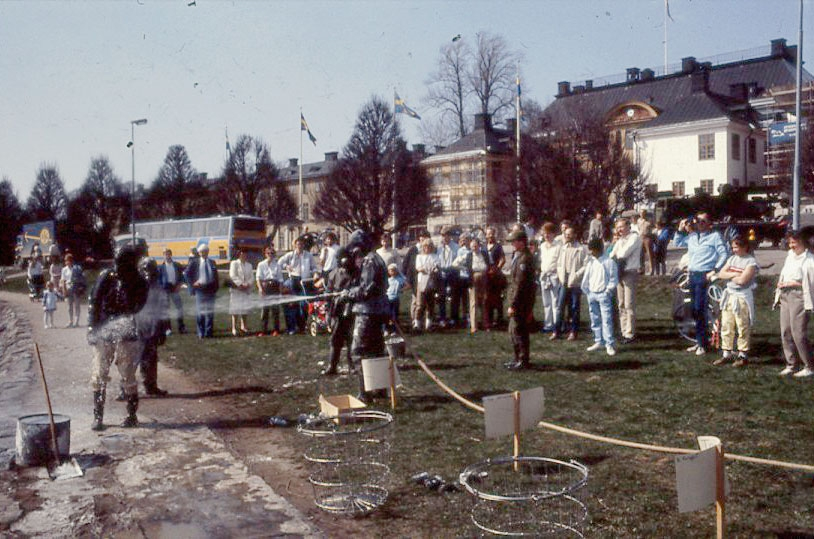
[716,445,726,539]
[388,356,397,410]
[513,391,520,471]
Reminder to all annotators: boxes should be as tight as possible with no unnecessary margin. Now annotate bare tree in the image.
[148,145,202,218]
[73,156,128,258]
[260,180,297,242]
[314,96,437,237]
[469,31,521,121]
[219,135,279,216]
[425,39,471,139]
[26,163,67,222]
[0,178,23,264]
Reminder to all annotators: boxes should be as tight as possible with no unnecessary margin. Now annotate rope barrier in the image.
[393,323,814,474]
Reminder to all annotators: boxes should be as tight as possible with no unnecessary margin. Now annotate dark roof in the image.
[544,54,811,129]
[280,156,339,183]
[433,125,513,156]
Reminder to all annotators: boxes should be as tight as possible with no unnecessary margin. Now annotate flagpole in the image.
[516,67,521,224]
[299,109,304,224]
[664,0,668,74]
[392,89,398,248]
[793,0,804,231]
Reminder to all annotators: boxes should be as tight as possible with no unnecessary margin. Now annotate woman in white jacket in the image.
[414,238,440,331]
[775,231,814,377]
[228,249,253,336]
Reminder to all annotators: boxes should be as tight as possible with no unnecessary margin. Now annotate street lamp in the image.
[129,118,148,244]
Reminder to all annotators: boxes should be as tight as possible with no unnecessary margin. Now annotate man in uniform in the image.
[505,224,536,370]
[344,230,389,402]
[87,244,149,430]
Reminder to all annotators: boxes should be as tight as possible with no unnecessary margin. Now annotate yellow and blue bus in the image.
[115,215,267,266]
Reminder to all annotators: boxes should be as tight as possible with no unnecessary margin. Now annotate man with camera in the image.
[674,212,728,355]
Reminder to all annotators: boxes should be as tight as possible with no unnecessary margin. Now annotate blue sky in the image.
[0,0,810,200]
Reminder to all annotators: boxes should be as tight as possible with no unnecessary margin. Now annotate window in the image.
[700,179,714,194]
[698,134,715,160]
[672,181,685,197]
[731,133,741,160]
[302,203,310,220]
[748,138,757,163]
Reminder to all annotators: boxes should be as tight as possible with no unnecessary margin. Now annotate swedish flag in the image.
[394,92,421,120]
[301,113,317,146]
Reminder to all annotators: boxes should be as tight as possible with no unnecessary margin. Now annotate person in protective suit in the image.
[505,224,536,370]
[87,244,149,430]
[343,230,389,402]
[321,247,356,376]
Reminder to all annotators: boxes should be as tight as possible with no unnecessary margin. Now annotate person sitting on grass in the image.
[774,230,814,378]
[581,238,618,356]
[714,237,758,368]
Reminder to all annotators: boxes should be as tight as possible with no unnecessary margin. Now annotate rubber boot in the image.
[321,346,339,376]
[91,390,105,431]
[122,395,139,428]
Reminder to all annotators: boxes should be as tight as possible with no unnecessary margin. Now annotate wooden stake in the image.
[34,344,61,466]
[716,445,726,539]
[513,391,520,471]
[388,356,397,410]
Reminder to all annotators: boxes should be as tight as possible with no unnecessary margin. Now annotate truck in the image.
[15,220,57,266]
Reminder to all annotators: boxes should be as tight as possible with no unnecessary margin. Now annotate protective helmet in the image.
[346,229,372,257]
[114,243,141,274]
[506,223,528,242]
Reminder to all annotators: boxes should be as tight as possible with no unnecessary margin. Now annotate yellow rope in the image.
[394,323,814,473]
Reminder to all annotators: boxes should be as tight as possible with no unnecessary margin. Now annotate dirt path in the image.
[0,291,341,538]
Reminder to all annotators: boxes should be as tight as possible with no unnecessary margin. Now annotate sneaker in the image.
[606,345,616,356]
[793,367,814,378]
[586,343,603,352]
[566,332,576,341]
[779,366,796,376]
[686,344,699,353]
[695,347,706,356]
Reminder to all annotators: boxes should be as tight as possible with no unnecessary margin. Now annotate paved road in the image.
[0,291,320,538]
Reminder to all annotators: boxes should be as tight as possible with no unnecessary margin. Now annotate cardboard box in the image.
[319,394,366,423]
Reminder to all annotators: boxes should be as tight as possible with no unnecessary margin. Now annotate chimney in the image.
[505,118,517,134]
[557,81,571,97]
[288,158,298,167]
[681,56,697,74]
[474,113,492,131]
[691,62,711,94]
[412,144,426,156]
[573,85,585,94]
[323,151,338,161]
[626,68,640,83]
[771,38,787,57]
[641,68,655,81]
[585,79,593,90]
[729,83,748,101]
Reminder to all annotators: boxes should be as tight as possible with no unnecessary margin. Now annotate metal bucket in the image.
[15,414,71,466]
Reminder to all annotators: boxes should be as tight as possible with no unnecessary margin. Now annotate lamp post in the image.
[129,118,148,244]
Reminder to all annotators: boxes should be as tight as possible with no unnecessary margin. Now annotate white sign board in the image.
[697,436,721,451]
[361,357,401,392]
[483,387,544,439]
[675,446,720,513]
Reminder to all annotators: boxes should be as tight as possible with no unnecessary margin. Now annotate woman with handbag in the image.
[414,238,440,331]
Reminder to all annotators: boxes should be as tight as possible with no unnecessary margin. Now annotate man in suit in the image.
[184,243,219,338]
[158,248,186,334]
[505,224,536,371]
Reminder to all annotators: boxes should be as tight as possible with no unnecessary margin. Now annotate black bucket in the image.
[15,414,71,466]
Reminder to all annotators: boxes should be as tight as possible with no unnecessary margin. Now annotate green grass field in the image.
[156,275,813,537]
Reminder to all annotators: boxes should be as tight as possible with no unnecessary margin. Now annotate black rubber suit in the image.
[135,258,169,396]
[345,231,388,401]
[322,248,355,375]
[87,244,149,430]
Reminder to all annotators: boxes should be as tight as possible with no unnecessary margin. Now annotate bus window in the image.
[207,219,229,236]
[234,217,266,232]
[192,220,206,238]
[177,222,192,238]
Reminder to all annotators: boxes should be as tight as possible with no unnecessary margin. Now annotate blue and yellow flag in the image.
[394,92,421,120]
[301,113,317,146]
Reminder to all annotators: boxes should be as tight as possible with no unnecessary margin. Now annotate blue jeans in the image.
[689,271,709,348]
[195,291,216,337]
[587,291,615,347]
[558,286,581,334]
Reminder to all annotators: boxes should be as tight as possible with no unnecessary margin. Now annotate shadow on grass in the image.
[528,359,655,372]
[165,386,277,399]
[141,416,292,430]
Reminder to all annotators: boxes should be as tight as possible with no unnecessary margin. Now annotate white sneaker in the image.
[686,344,699,353]
[606,345,616,356]
[793,367,814,378]
[695,347,706,356]
[586,343,603,352]
[779,366,796,376]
